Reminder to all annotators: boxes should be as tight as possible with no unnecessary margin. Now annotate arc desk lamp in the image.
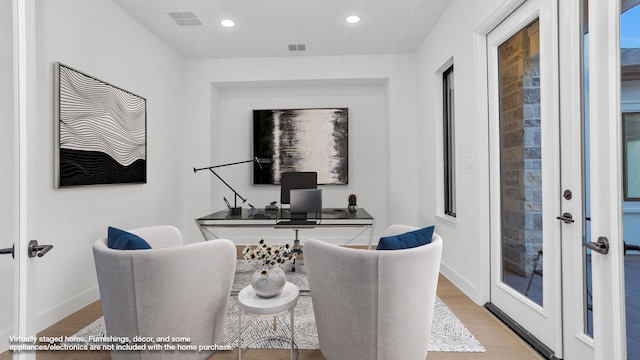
[194,157,270,215]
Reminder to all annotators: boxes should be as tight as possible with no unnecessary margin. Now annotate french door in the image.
[487,0,564,356]
[559,0,637,358]
[571,0,637,359]
[1,1,37,359]
[0,0,18,353]
[489,0,637,359]
[557,0,594,357]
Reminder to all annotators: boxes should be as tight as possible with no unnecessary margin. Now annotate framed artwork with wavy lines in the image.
[55,63,147,187]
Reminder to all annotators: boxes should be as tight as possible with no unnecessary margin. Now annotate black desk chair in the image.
[280,172,317,205]
[279,171,317,271]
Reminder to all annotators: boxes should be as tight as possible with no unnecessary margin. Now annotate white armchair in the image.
[93,225,236,360]
[304,224,443,360]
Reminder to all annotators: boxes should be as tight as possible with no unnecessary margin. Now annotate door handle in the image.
[583,237,609,255]
[556,212,575,224]
[0,244,15,258]
[28,240,53,258]
[1,242,53,258]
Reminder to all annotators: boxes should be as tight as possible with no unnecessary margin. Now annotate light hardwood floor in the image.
[1,273,543,360]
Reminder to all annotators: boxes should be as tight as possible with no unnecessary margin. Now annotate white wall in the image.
[31,0,186,330]
[415,0,513,302]
[183,55,420,245]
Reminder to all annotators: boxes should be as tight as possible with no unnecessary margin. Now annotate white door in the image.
[580,0,638,359]
[487,0,564,356]
[557,0,595,357]
[0,0,18,353]
[528,0,637,358]
[1,1,38,359]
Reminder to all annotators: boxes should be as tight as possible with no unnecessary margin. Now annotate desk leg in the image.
[238,310,242,360]
[367,220,376,250]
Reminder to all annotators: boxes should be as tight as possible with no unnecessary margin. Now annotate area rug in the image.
[75,261,485,352]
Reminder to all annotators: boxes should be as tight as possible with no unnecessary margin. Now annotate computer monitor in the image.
[280,172,317,205]
[290,189,322,220]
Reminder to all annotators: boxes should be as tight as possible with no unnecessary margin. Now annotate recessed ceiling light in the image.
[220,19,236,28]
[346,15,361,24]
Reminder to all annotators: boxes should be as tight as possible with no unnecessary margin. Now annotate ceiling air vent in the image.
[288,44,307,52]
[166,11,203,26]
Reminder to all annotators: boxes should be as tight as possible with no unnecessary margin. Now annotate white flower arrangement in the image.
[242,238,294,270]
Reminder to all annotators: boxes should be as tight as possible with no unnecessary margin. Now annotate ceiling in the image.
[112,0,453,60]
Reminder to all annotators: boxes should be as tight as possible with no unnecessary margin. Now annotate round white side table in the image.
[237,281,300,360]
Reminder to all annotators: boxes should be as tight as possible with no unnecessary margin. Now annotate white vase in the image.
[251,266,286,298]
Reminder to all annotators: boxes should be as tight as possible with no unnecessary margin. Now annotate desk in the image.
[195,207,375,248]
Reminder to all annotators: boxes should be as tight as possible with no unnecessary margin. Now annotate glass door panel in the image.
[582,0,595,338]
[499,18,544,306]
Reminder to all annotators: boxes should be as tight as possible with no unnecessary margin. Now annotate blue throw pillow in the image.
[107,226,152,250]
[376,226,435,250]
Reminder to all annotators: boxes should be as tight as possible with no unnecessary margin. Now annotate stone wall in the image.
[499,20,542,277]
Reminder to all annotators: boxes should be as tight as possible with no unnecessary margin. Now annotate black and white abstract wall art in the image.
[253,108,348,185]
[55,63,147,187]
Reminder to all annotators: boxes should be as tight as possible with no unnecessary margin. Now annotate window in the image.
[443,65,456,217]
[623,112,640,201]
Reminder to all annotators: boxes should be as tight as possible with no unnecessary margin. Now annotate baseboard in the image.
[484,302,559,360]
[439,261,482,304]
[36,286,100,334]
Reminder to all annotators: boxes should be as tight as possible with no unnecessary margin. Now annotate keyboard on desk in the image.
[275,220,318,227]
